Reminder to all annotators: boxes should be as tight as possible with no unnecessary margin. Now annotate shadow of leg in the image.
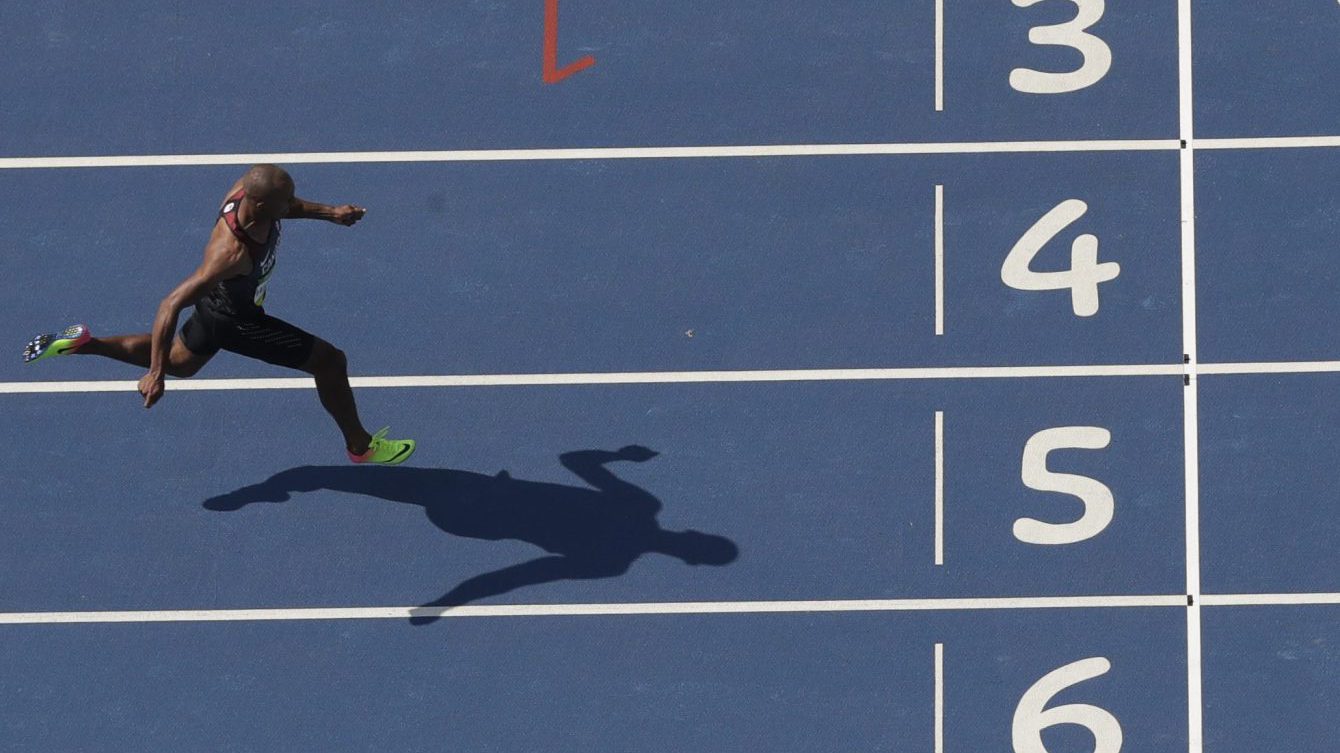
[409,555,604,626]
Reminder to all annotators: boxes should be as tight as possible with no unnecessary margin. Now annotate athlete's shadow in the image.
[202,446,739,625]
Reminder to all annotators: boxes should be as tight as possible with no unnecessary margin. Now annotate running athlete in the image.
[22,164,416,465]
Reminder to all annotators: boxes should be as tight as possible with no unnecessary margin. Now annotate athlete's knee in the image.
[166,351,206,379]
[306,341,347,376]
[168,335,210,379]
[166,361,202,379]
[328,347,348,375]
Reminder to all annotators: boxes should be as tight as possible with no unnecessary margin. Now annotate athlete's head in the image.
[653,529,740,567]
[243,164,295,220]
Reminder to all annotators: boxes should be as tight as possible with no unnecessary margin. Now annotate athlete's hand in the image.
[138,372,165,409]
[331,205,366,227]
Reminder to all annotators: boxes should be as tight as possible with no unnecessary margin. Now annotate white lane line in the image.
[19,357,1340,398]
[5,137,1340,171]
[934,642,945,753]
[1201,593,1340,607]
[0,140,1184,170]
[935,0,945,112]
[0,595,1188,625]
[1197,360,1340,375]
[1187,591,1205,753]
[0,365,1188,395]
[1194,135,1340,150]
[10,593,1340,625]
[935,184,945,335]
[1179,4,1203,752]
[18,358,1340,395]
[935,411,945,566]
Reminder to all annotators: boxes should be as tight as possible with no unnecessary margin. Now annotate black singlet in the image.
[200,188,281,318]
[179,189,314,369]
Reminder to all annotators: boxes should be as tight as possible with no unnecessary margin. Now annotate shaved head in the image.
[243,164,294,203]
[242,164,295,220]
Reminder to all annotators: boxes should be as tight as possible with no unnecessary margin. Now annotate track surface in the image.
[4,2,1340,752]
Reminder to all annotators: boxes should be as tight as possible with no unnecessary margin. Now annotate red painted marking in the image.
[543,0,596,84]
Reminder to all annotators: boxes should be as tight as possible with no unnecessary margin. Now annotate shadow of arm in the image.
[558,448,662,515]
[559,450,626,492]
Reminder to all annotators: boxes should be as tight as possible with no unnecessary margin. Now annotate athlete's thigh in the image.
[174,308,218,377]
[170,333,214,377]
[217,312,318,370]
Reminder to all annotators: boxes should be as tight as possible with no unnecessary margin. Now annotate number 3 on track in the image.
[1010,0,1113,95]
[1001,200,1119,317]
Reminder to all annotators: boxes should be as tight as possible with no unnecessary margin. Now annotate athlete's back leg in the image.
[77,332,212,377]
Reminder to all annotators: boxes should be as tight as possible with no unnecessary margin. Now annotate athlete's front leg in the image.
[301,338,374,453]
[300,338,415,464]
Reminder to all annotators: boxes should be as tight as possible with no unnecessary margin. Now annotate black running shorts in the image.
[180,305,317,369]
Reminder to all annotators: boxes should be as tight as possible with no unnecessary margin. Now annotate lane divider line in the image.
[10,360,1340,395]
[0,595,1189,625]
[0,140,1184,170]
[0,364,1192,395]
[4,593,1335,625]
[4,135,1339,172]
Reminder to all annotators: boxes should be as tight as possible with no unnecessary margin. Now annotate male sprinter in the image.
[23,165,415,465]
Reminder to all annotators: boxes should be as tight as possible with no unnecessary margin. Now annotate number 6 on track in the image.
[1001,199,1119,317]
[1013,657,1123,753]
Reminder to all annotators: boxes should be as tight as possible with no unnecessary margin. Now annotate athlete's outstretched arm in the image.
[286,197,365,226]
[139,235,246,408]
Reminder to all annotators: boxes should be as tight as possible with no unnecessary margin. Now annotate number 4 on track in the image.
[1001,199,1119,317]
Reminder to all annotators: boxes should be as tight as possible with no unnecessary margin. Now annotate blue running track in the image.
[3,2,1340,751]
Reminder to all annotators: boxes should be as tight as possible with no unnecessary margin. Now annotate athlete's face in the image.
[255,185,294,220]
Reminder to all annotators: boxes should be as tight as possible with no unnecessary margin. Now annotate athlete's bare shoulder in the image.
[219,177,246,205]
[202,205,251,278]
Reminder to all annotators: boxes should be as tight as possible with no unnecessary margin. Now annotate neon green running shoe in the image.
[348,427,416,465]
[23,323,91,364]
